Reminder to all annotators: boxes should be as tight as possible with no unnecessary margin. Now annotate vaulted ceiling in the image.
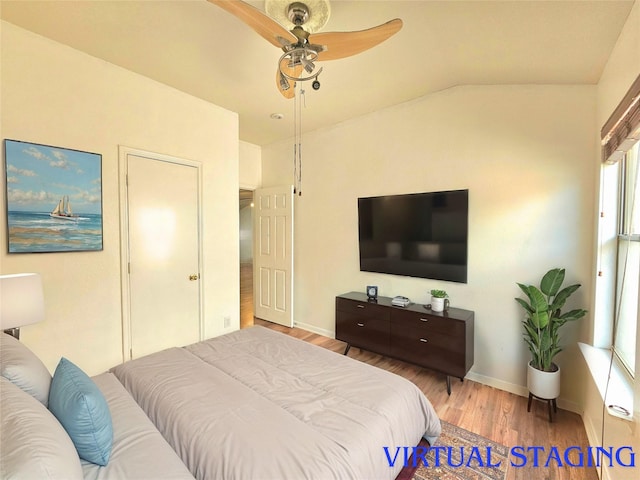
[1,1,634,145]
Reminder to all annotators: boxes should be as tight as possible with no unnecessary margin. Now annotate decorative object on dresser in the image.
[335,291,474,394]
[429,289,449,312]
[515,267,587,422]
[0,273,45,340]
[391,295,411,307]
[366,285,378,301]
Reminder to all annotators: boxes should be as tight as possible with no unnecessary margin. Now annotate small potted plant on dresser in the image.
[430,289,449,312]
[515,268,587,420]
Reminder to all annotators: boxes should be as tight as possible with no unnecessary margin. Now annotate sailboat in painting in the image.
[50,196,78,221]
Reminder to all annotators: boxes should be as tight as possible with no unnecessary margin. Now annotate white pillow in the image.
[0,333,51,406]
[0,376,83,479]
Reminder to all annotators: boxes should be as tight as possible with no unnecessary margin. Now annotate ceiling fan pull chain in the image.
[293,82,302,195]
[298,87,305,195]
[298,141,302,196]
[293,143,297,194]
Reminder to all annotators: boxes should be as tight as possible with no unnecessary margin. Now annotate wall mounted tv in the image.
[358,189,468,283]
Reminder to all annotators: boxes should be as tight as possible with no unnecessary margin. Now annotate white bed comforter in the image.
[111,326,441,480]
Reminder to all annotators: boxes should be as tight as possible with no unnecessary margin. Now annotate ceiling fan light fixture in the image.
[300,55,315,73]
[278,71,291,91]
[265,0,331,34]
[279,48,322,82]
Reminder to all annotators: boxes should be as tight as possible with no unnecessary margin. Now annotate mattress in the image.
[112,325,441,479]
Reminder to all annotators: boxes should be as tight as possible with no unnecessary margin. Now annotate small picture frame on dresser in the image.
[366,286,378,302]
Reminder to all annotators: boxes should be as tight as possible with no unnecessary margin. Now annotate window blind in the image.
[601,74,640,164]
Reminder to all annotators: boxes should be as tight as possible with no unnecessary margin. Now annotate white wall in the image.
[586,1,640,478]
[262,83,597,410]
[239,140,261,189]
[0,22,240,376]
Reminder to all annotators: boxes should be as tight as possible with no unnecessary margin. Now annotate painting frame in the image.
[4,139,103,253]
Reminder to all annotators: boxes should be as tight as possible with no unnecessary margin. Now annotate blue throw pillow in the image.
[48,357,113,466]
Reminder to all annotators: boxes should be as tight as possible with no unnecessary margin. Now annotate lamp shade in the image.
[0,273,45,330]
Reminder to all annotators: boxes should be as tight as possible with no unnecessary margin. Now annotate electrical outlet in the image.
[223,316,230,328]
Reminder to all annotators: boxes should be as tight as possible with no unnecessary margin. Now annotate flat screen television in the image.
[358,189,468,283]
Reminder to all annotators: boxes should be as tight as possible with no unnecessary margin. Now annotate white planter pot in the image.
[431,296,447,312]
[527,362,560,399]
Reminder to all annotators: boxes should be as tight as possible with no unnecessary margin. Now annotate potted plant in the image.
[515,268,587,399]
[430,289,449,312]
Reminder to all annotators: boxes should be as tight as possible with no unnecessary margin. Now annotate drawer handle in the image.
[357,323,365,327]
[420,318,429,322]
[420,338,428,343]
[357,304,365,309]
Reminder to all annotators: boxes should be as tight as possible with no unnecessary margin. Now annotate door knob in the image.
[189,274,199,281]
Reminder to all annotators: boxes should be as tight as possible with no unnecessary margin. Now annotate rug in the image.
[396,421,509,480]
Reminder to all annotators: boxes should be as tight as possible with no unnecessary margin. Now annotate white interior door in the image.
[122,150,202,359]
[253,185,294,327]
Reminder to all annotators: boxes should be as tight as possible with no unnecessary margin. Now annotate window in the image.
[599,73,640,380]
[613,141,639,376]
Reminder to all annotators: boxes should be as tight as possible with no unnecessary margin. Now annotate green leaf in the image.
[551,284,581,311]
[523,284,549,329]
[540,268,565,297]
[522,322,540,342]
[558,309,588,321]
[515,297,534,314]
[526,285,548,313]
[531,310,550,329]
[516,283,533,301]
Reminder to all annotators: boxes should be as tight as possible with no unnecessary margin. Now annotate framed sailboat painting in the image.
[4,139,103,253]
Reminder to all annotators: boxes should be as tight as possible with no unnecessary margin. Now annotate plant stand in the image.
[527,392,557,422]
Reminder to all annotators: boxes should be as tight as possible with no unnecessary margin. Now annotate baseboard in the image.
[465,371,529,397]
[293,320,335,339]
[582,414,604,479]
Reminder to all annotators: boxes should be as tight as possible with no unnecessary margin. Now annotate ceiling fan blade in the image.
[207,0,296,48]
[276,58,303,99]
[312,18,403,61]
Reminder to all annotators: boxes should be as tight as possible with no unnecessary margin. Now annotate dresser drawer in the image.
[390,325,465,354]
[336,314,389,354]
[336,297,388,317]
[389,335,467,378]
[391,308,464,337]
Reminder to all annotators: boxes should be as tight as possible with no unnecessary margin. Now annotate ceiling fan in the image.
[207,0,403,98]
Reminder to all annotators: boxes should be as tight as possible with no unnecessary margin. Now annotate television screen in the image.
[358,189,468,283]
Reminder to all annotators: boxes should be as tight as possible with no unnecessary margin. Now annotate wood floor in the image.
[240,262,254,329]
[251,318,599,480]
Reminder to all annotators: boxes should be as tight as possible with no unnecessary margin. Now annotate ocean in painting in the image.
[7,211,103,253]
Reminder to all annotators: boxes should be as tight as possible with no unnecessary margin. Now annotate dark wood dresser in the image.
[335,291,474,394]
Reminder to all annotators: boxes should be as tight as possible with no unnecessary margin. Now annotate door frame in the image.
[118,146,204,361]
[239,185,256,328]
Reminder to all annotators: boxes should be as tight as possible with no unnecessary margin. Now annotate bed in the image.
[111,325,441,480]
[1,325,440,480]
